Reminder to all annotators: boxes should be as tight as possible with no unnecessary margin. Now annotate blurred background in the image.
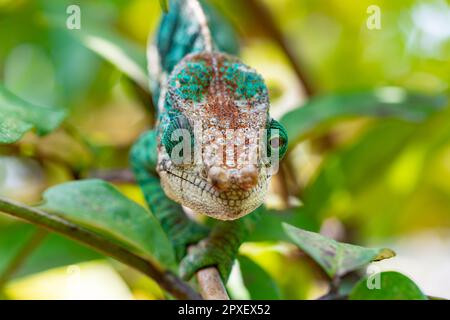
[0,0,449,299]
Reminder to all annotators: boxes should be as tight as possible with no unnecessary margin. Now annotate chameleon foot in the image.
[171,220,210,261]
[179,220,245,281]
[179,237,236,282]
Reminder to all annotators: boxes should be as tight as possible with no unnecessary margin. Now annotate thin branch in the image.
[317,292,348,300]
[196,267,229,300]
[0,197,201,300]
[88,168,136,184]
[188,246,229,300]
[0,229,48,289]
[243,0,316,97]
[91,173,230,299]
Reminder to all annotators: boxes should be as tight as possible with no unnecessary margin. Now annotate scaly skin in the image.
[131,0,287,281]
[131,130,209,260]
[159,51,271,220]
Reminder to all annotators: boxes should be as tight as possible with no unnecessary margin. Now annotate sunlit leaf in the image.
[299,112,450,236]
[77,29,148,90]
[16,234,103,279]
[0,85,66,144]
[6,261,133,300]
[39,179,175,269]
[0,223,102,279]
[48,16,149,91]
[281,88,447,147]
[0,224,35,276]
[349,271,427,300]
[283,223,395,278]
[4,44,57,107]
[238,255,281,300]
[248,206,320,243]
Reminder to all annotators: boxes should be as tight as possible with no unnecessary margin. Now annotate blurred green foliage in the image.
[283,223,395,279]
[350,271,427,300]
[40,179,176,268]
[0,0,448,300]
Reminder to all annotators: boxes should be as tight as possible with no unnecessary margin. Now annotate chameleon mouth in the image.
[159,168,267,220]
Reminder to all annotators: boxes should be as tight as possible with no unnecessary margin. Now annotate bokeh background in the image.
[0,0,449,299]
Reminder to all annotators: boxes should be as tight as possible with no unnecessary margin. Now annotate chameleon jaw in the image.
[158,166,268,220]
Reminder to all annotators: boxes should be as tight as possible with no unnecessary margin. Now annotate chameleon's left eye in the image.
[162,114,194,164]
[267,119,288,159]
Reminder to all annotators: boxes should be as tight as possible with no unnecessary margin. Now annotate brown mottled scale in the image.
[151,0,274,220]
[157,52,272,220]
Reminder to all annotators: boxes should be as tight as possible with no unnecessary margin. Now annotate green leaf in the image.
[238,255,281,300]
[16,233,103,279]
[248,206,320,243]
[349,271,427,300]
[0,224,36,275]
[47,16,149,91]
[0,223,102,279]
[75,27,148,90]
[0,85,66,144]
[281,88,447,147]
[38,179,175,269]
[283,223,395,278]
[4,44,57,107]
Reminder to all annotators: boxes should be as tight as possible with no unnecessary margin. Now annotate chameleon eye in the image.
[267,119,288,159]
[269,136,283,149]
[162,114,194,163]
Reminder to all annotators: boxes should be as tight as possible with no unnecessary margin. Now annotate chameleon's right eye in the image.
[162,114,194,164]
[267,119,288,159]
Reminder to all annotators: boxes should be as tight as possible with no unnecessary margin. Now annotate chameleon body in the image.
[131,0,287,281]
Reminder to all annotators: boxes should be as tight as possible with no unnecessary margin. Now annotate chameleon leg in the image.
[130,130,209,260]
[179,210,261,282]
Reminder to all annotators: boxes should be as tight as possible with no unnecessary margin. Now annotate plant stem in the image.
[317,293,348,300]
[187,246,229,300]
[0,197,201,300]
[196,266,229,300]
[243,0,316,97]
[88,168,136,184]
[0,229,48,289]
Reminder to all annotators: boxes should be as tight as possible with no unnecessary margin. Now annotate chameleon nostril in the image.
[238,165,258,191]
[208,166,230,191]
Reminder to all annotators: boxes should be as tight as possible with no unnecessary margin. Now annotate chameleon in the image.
[130,0,288,282]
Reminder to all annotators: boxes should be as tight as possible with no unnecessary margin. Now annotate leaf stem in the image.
[88,168,136,183]
[0,197,201,300]
[243,0,315,97]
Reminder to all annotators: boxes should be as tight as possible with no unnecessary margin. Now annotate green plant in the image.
[0,0,448,300]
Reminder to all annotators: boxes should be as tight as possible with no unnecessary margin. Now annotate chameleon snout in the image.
[208,165,259,191]
[208,166,230,191]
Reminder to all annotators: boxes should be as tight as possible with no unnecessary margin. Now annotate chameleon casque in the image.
[131,0,288,281]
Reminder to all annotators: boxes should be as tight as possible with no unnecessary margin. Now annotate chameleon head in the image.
[157,52,288,220]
